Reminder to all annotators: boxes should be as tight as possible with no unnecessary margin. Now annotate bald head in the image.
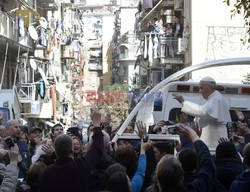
[6,120,19,129]
[54,134,72,158]
[6,120,20,138]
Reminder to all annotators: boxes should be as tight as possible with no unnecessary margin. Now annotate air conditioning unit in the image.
[18,68,27,83]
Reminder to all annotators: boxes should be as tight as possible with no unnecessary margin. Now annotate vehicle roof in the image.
[166,81,250,87]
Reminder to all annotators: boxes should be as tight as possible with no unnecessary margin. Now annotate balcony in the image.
[88,63,103,71]
[18,83,53,118]
[139,0,174,32]
[21,100,53,119]
[116,45,138,61]
[0,11,34,50]
[39,0,60,10]
[61,0,87,4]
[18,83,35,103]
[116,31,137,46]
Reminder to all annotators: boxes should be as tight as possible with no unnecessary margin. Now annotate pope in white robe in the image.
[173,77,231,149]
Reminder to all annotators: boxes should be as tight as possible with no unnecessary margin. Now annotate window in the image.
[168,108,194,122]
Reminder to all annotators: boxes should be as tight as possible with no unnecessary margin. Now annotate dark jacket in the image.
[229,171,250,192]
[172,23,184,38]
[39,127,103,192]
[1,139,30,178]
[148,140,215,192]
[245,134,250,144]
[215,158,244,190]
[185,140,216,192]
[88,153,115,191]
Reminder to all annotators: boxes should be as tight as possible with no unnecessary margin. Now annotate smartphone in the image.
[4,136,15,149]
[143,135,149,143]
[226,122,238,131]
[163,120,174,126]
[168,126,177,135]
[232,135,240,142]
[67,127,79,137]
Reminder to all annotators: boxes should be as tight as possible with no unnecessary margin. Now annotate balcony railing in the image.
[0,11,33,49]
[40,0,60,10]
[117,30,137,45]
[89,63,103,71]
[18,83,36,103]
[0,11,17,41]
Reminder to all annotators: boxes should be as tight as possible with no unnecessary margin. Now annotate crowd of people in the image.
[0,77,249,192]
[0,108,249,192]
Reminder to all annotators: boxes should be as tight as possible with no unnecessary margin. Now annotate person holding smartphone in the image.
[4,120,30,179]
[0,144,19,192]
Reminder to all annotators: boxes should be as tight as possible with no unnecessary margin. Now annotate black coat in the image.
[230,171,250,192]
[215,158,244,190]
[39,127,103,192]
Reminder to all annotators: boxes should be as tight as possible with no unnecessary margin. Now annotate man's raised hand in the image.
[172,93,184,104]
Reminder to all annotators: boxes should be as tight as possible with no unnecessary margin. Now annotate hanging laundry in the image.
[61,20,65,31]
[40,28,47,46]
[143,35,148,59]
[142,0,153,10]
[19,16,25,37]
[148,34,153,66]
[136,41,144,57]
[40,80,45,99]
[153,35,160,59]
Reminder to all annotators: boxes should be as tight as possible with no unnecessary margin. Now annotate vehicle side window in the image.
[168,108,195,122]
[153,92,162,111]
[229,110,250,122]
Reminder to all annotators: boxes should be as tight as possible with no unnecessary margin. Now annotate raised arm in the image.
[77,107,104,171]
[176,124,216,192]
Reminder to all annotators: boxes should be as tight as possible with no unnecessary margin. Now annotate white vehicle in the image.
[0,87,21,126]
[112,57,250,145]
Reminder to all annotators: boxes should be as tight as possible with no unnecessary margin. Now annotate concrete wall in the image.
[120,8,137,35]
[191,0,250,83]
[103,15,115,88]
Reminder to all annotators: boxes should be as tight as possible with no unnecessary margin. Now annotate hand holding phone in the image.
[143,135,149,143]
[232,135,240,142]
[168,126,177,135]
[67,127,79,137]
[4,136,15,149]
[163,120,174,125]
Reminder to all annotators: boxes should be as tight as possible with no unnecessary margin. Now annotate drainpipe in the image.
[13,46,20,86]
[0,43,9,90]
[51,86,57,123]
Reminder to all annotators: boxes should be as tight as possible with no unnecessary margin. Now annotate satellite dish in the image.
[28,26,39,41]
[39,17,48,29]
[30,59,37,70]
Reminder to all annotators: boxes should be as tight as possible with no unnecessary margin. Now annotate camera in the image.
[163,120,174,126]
[168,126,178,135]
[226,122,238,131]
[4,136,15,149]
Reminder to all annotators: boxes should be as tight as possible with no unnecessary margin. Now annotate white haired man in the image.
[173,76,231,149]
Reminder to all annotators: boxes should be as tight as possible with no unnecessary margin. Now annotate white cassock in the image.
[181,90,231,149]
